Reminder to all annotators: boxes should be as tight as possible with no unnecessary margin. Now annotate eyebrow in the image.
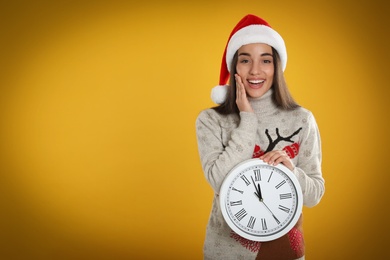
[238,52,273,57]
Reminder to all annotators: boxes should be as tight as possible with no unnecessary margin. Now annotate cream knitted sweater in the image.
[196,89,324,259]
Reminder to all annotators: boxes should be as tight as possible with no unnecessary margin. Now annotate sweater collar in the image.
[248,88,279,116]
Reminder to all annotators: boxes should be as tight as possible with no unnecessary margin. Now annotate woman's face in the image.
[236,43,274,99]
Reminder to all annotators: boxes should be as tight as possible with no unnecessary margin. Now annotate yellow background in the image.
[0,0,389,259]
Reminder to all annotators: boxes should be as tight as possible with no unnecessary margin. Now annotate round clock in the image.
[219,159,303,242]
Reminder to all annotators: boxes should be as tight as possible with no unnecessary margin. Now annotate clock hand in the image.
[251,176,262,201]
[261,201,280,224]
[257,183,263,201]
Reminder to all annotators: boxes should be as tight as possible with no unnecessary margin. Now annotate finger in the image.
[235,75,240,98]
[235,74,242,96]
[259,151,275,162]
[261,151,295,170]
[261,151,284,164]
[273,154,289,165]
[271,153,294,169]
[275,157,294,171]
[235,74,244,90]
[235,74,243,85]
[235,74,254,113]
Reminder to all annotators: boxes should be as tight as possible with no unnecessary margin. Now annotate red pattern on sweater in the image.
[288,227,305,257]
[230,232,261,252]
[252,143,300,159]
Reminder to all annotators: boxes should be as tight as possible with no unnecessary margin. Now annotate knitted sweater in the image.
[195,89,324,259]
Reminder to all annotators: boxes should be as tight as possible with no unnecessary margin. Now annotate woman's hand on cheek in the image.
[235,74,254,113]
[260,150,295,171]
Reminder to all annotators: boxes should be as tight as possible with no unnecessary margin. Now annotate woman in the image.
[196,14,325,260]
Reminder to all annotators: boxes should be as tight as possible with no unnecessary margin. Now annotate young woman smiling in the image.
[196,14,325,260]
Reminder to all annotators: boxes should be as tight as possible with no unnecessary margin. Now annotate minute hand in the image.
[262,201,280,224]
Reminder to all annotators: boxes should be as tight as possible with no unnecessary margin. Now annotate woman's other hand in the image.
[235,74,254,113]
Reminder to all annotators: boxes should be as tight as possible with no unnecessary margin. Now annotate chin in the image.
[248,91,266,99]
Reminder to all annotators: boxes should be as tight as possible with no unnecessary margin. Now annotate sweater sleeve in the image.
[195,109,258,194]
[293,112,325,207]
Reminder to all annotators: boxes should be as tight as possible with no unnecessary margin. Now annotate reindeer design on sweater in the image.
[252,127,303,159]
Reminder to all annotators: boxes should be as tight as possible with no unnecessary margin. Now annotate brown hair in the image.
[213,47,299,115]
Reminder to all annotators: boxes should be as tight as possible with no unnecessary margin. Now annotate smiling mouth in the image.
[248,79,265,84]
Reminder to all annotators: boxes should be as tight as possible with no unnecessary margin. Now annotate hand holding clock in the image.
[260,150,294,171]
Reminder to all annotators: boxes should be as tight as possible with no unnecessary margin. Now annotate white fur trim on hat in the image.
[226,24,287,72]
[211,85,228,104]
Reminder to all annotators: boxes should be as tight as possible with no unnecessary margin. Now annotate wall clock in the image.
[219,159,303,242]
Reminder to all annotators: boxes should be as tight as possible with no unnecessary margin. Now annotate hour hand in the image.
[251,176,260,192]
[251,176,262,201]
[257,183,263,201]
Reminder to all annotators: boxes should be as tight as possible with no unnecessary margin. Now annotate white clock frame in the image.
[219,159,303,242]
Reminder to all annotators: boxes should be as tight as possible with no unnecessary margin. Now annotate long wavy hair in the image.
[213,47,299,115]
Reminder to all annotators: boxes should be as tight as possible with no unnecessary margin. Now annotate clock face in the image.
[220,159,303,242]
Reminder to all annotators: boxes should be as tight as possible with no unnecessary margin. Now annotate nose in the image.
[249,63,261,75]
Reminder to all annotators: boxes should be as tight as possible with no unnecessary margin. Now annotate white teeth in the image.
[249,80,264,84]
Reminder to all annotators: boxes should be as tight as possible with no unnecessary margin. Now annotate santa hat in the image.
[211,14,287,104]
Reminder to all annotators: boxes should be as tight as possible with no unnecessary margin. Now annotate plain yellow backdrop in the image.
[0,0,389,259]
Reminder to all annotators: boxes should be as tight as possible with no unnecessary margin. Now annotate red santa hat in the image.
[211,14,287,104]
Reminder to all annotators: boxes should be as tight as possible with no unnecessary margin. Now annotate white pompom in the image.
[211,85,228,104]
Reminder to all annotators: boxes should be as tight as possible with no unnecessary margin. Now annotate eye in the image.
[263,59,272,64]
[239,59,249,64]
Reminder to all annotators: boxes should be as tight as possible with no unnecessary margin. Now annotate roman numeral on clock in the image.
[232,187,244,194]
[235,208,247,221]
[261,218,267,230]
[267,171,273,182]
[280,193,292,200]
[275,180,286,189]
[247,216,256,229]
[240,175,251,186]
[253,169,261,181]
[278,205,290,213]
[230,200,242,206]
